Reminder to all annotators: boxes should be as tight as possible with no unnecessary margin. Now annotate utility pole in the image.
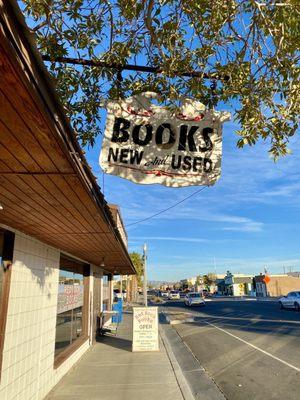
[143,243,147,307]
[213,256,217,275]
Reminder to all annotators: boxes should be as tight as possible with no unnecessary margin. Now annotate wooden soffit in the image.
[0,1,135,275]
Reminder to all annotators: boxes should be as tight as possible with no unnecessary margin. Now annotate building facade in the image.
[254,274,300,297]
[224,272,254,296]
[0,3,136,399]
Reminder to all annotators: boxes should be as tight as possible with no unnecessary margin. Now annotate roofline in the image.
[108,204,128,242]
[3,0,136,274]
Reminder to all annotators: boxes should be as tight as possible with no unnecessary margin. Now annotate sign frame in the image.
[132,306,159,352]
[100,93,230,188]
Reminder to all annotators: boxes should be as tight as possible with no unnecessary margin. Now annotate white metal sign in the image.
[100,92,230,187]
[132,307,159,352]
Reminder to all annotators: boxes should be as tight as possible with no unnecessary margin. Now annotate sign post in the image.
[132,307,159,352]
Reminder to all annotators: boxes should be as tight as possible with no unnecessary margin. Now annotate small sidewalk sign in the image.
[132,306,159,352]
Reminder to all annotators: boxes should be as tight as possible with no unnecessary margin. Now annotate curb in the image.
[159,323,195,400]
[159,313,226,400]
[256,298,279,302]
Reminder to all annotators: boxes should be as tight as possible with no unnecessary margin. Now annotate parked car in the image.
[185,292,205,307]
[201,290,212,298]
[160,291,169,298]
[279,291,300,311]
[179,291,187,298]
[168,290,180,300]
[147,289,157,297]
[113,289,126,300]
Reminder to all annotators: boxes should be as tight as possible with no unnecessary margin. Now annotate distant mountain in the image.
[148,280,175,286]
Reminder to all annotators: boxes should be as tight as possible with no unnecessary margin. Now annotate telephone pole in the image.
[143,243,148,307]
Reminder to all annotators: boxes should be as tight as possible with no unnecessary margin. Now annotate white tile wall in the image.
[0,228,92,400]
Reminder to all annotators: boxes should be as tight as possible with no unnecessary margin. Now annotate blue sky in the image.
[20,3,299,282]
[85,105,300,282]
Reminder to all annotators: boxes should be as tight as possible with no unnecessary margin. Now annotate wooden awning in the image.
[0,1,135,275]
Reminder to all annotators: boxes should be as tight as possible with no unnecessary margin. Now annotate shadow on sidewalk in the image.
[96,334,132,352]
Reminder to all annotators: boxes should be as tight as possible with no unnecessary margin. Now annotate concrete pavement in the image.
[161,299,300,400]
[159,314,225,400]
[46,311,185,400]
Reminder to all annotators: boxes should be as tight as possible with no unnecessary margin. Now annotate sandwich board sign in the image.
[132,307,159,352]
[100,92,230,187]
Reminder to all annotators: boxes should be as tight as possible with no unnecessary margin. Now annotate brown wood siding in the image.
[0,3,134,275]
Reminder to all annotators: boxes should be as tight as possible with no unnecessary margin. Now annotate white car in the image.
[160,291,169,298]
[279,291,300,311]
[168,291,180,300]
[185,292,205,307]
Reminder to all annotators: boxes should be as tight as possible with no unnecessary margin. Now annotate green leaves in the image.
[20,0,300,157]
[130,252,144,286]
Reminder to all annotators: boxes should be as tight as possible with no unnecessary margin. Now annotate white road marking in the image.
[197,314,300,325]
[204,320,300,372]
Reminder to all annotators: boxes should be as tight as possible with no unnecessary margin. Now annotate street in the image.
[161,299,300,400]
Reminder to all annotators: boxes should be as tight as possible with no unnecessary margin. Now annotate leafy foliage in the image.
[130,252,144,286]
[21,1,299,156]
[203,273,217,288]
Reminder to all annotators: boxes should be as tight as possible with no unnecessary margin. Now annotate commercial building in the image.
[254,274,300,297]
[0,2,136,399]
[224,272,254,296]
[180,277,197,290]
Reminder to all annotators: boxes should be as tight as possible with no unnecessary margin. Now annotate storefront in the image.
[224,272,254,296]
[254,274,300,297]
[0,2,135,399]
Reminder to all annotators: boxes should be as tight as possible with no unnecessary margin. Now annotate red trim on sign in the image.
[107,163,207,177]
[122,107,205,121]
[176,113,205,121]
[125,106,155,117]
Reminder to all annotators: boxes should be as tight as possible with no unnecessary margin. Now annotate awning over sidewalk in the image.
[0,1,135,275]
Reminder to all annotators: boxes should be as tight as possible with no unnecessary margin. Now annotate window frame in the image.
[54,255,90,369]
[0,229,15,379]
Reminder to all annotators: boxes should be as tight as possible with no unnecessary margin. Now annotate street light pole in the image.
[143,243,147,307]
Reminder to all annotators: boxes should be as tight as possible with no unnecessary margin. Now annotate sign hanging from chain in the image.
[100,92,230,188]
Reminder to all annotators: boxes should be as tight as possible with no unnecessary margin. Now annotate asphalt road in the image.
[161,299,300,400]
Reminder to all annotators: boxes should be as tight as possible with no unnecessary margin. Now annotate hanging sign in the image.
[100,92,230,188]
[132,306,159,352]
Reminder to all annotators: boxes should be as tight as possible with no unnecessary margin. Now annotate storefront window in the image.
[55,256,89,358]
[103,275,108,285]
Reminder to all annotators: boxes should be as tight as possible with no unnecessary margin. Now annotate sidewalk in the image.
[46,311,185,400]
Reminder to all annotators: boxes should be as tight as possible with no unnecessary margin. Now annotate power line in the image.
[126,186,208,228]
